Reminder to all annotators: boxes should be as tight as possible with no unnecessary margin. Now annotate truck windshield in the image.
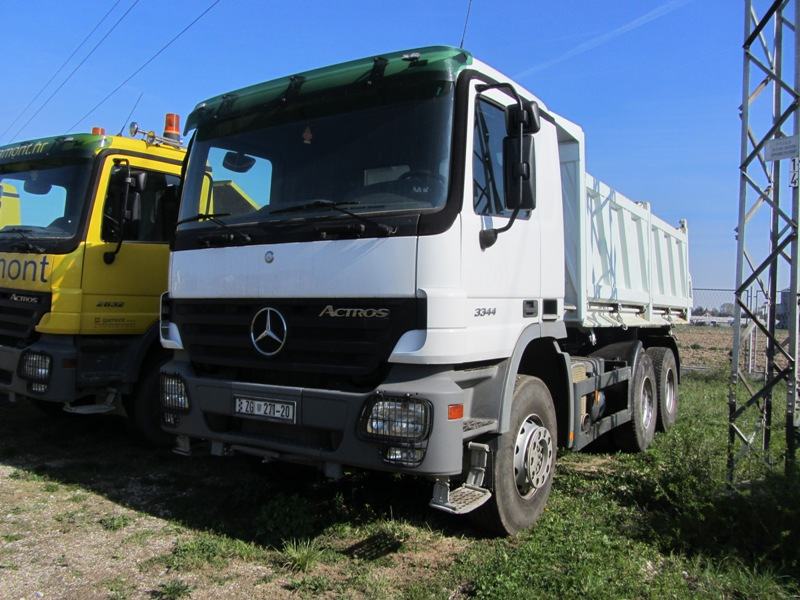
[0,159,92,246]
[179,79,455,232]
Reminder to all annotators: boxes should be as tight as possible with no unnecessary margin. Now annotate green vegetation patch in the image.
[155,531,270,572]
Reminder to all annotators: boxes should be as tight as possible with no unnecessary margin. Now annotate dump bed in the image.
[556,116,691,329]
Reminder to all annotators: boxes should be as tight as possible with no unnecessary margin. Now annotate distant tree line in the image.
[692,302,735,317]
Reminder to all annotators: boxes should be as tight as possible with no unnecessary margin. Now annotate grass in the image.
[1,367,798,598]
[280,538,325,572]
[435,373,800,599]
[99,514,134,531]
[153,531,270,572]
[150,579,192,600]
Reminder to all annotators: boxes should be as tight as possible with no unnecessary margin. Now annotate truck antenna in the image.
[459,0,473,48]
[117,92,143,136]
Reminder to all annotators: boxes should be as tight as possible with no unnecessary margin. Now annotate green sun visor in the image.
[185,46,472,134]
[0,134,106,168]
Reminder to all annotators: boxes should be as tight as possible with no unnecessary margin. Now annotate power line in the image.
[10,0,141,142]
[459,0,473,48]
[0,0,123,141]
[69,0,222,132]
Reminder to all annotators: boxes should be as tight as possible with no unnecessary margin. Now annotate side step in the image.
[429,442,492,515]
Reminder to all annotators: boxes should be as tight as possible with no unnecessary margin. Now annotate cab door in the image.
[81,154,181,334]
[459,85,542,357]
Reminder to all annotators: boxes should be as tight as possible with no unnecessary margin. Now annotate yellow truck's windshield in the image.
[0,159,93,243]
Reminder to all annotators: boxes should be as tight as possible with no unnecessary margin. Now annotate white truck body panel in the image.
[555,114,691,329]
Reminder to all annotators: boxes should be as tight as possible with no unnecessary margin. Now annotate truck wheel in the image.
[128,365,171,447]
[472,375,556,536]
[613,351,657,452]
[647,347,678,431]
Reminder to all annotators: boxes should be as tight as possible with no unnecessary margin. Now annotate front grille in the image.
[174,297,425,390]
[0,288,51,347]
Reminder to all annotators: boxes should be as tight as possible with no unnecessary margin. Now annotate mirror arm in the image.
[479,206,520,250]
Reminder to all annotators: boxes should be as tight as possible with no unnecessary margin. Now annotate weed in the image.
[1,533,23,543]
[280,538,324,572]
[68,492,89,503]
[150,579,192,600]
[285,574,331,594]
[157,531,268,572]
[99,514,133,531]
[8,469,48,482]
[42,481,59,493]
[105,575,131,600]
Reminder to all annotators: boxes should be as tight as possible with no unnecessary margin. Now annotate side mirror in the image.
[507,101,541,135]
[502,133,535,210]
[222,151,256,173]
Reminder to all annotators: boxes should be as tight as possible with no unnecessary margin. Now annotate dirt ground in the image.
[0,401,470,599]
[675,324,789,374]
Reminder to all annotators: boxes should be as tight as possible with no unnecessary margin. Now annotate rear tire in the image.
[128,364,171,447]
[647,347,678,432]
[471,375,557,536]
[613,351,657,452]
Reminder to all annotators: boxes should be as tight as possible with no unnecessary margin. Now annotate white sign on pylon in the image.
[765,134,799,162]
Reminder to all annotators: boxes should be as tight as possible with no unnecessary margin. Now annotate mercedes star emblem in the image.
[265,251,274,263]
[250,307,287,356]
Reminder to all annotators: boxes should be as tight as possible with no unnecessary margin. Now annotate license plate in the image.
[234,396,296,423]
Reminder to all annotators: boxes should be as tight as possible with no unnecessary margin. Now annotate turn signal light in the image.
[447,404,464,420]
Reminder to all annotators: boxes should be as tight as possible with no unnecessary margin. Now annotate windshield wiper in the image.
[176,212,231,225]
[0,228,46,253]
[269,200,396,236]
[176,212,252,243]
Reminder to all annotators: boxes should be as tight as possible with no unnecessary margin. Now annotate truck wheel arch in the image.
[499,323,572,447]
[126,323,170,384]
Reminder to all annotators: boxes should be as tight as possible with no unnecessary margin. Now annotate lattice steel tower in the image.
[730,0,800,481]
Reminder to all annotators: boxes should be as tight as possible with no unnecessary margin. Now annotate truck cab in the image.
[0,120,185,442]
[160,47,690,534]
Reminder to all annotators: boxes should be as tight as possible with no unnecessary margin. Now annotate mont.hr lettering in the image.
[0,256,50,282]
[0,141,50,160]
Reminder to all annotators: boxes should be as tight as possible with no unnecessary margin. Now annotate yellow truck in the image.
[0,116,185,443]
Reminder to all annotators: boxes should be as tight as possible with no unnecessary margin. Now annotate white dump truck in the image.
[158,46,691,535]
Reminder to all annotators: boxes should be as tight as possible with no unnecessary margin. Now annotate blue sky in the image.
[0,0,740,287]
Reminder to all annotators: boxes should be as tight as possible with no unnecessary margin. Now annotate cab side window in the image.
[473,99,510,217]
[102,169,180,243]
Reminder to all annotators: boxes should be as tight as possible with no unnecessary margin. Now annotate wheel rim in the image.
[641,376,654,431]
[513,414,554,499]
[665,369,676,414]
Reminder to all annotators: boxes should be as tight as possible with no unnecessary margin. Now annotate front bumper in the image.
[161,358,478,476]
[0,335,78,403]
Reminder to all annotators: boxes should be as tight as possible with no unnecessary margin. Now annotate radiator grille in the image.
[0,288,51,346]
[173,298,425,389]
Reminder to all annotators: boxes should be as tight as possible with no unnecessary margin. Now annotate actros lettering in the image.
[0,256,50,283]
[318,305,390,318]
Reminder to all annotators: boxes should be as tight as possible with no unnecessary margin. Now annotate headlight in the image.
[160,373,189,412]
[361,395,431,442]
[19,352,51,382]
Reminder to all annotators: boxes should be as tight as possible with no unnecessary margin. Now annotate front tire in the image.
[128,364,171,446]
[472,375,557,536]
[613,351,657,452]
